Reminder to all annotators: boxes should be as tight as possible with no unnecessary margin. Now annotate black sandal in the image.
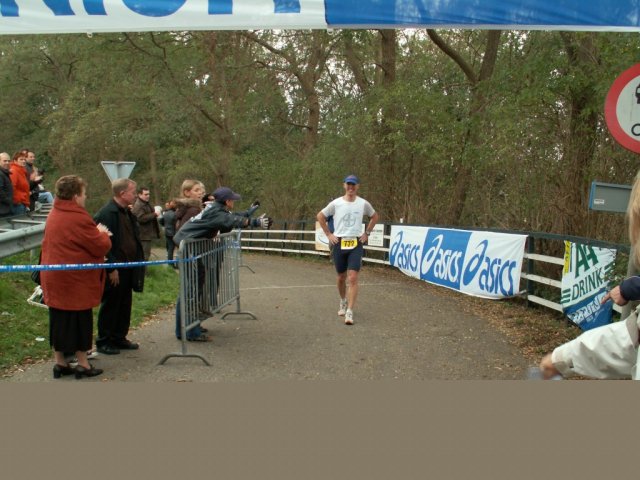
[53,364,74,379]
[74,364,104,379]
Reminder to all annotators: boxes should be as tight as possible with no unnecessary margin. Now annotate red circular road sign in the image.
[605,63,640,153]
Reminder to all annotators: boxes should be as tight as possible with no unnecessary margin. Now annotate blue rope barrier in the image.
[0,240,240,274]
[0,257,190,273]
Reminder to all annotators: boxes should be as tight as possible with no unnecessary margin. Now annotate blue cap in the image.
[213,186,241,202]
[344,175,359,184]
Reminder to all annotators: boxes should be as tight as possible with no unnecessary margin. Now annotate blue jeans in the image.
[38,191,53,203]
[12,203,27,215]
[175,297,203,340]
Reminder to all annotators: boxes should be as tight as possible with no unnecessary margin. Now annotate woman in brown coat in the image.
[41,175,112,379]
[174,179,205,232]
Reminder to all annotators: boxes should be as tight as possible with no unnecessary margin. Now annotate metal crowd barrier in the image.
[158,230,256,365]
[236,230,255,273]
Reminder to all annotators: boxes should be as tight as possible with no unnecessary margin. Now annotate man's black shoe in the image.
[115,339,139,350]
[97,344,120,355]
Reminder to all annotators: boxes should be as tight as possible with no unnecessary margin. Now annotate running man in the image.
[317,175,379,325]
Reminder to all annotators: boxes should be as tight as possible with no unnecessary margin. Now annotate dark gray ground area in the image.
[4,253,531,382]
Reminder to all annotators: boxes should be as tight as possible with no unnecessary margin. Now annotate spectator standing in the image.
[132,186,160,261]
[316,175,379,326]
[0,152,13,218]
[40,175,112,379]
[174,179,205,231]
[172,186,272,341]
[9,150,30,215]
[172,180,206,340]
[158,199,178,269]
[93,178,145,355]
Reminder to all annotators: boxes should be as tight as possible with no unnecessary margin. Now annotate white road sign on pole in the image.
[101,161,136,182]
[604,63,640,154]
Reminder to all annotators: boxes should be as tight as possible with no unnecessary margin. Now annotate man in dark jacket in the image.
[93,178,145,355]
[132,186,160,261]
[172,186,272,341]
[0,152,13,217]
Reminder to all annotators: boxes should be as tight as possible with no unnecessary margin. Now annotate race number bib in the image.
[341,237,357,250]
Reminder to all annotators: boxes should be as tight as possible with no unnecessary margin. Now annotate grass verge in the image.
[0,251,178,373]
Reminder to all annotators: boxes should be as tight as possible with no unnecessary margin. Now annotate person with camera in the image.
[159,199,178,269]
[25,150,53,208]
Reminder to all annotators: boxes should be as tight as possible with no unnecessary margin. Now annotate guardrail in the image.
[0,204,51,259]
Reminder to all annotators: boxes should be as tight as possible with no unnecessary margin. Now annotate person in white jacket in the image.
[539,172,640,380]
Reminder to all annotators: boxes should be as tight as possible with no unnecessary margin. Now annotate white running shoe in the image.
[345,309,354,325]
[338,298,348,316]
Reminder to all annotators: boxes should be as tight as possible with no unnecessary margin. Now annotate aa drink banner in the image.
[2,1,640,34]
[560,241,616,331]
[389,225,527,299]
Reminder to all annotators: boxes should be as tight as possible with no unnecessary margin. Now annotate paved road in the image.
[4,253,531,382]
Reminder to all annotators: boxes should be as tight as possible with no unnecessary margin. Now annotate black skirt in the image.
[48,307,93,353]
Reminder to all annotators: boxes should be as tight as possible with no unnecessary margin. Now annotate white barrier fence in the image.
[2,217,628,319]
[239,223,628,317]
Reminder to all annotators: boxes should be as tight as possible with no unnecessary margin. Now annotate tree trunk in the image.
[558,32,599,236]
[374,29,399,220]
[148,146,159,204]
[427,29,502,225]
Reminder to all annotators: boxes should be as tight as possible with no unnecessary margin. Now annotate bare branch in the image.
[427,29,477,84]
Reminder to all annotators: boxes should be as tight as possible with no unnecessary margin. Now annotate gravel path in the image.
[3,253,531,382]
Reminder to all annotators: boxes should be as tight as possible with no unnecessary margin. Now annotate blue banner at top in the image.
[1,0,639,34]
[325,0,640,30]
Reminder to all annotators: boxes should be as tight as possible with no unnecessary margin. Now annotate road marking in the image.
[241,282,400,291]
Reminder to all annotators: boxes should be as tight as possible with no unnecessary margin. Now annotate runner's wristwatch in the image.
[365,230,372,235]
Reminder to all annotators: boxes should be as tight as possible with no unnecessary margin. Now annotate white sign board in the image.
[101,161,136,181]
[367,223,384,248]
[605,63,640,153]
[315,221,330,252]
